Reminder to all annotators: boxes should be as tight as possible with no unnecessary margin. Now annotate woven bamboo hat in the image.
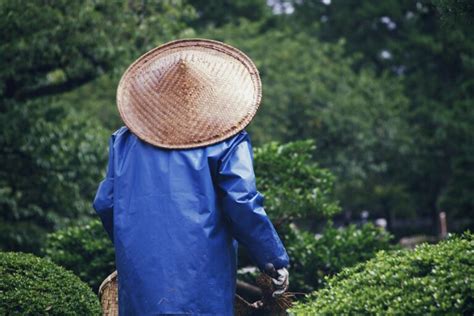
[116,38,262,149]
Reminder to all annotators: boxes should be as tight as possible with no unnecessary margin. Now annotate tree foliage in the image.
[0,0,114,100]
[187,0,272,27]
[0,0,196,252]
[0,99,108,252]
[282,0,474,231]
[0,0,196,100]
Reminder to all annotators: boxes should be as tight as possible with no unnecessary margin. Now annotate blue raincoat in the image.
[93,126,289,315]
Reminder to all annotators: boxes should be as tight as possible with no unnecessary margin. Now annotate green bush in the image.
[0,251,101,315]
[291,231,474,315]
[254,140,341,222]
[286,222,396,292]
[237,140,341,268]
[43,219,115,292]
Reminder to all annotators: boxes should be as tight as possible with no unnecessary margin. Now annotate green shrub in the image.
[286,222,396,292]
[0,251,101,315]
[254,140,341,222]
[237,140,342,268]
[291,231,474,315]
[43,219,115,292]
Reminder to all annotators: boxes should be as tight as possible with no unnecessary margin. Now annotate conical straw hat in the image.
[117,38,262,149]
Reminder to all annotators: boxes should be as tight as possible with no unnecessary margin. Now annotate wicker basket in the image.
[98,270,119,316]
[98,271,291,316]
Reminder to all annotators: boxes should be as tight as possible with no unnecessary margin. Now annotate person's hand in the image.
[271,267,289,297]
[264,263,289,297]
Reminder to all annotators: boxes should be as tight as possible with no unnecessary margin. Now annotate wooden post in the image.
[439,211,448,239]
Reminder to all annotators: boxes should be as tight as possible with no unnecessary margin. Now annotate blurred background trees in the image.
[282,0,474,234]
[0,0,195,252]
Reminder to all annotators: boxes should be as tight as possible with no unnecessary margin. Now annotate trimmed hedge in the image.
[290,231,474,315]
[0,251,101,315]
[43,219,115,292]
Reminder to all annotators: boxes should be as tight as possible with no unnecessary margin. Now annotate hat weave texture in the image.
[117,38,262,149]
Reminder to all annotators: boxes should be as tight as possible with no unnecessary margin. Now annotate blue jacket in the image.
[93,126,289,315]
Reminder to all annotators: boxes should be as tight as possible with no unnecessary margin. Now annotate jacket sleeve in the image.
[217,133,289,271]
[92,135,115,244]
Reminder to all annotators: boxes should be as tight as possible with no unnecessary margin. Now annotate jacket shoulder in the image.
[112,126,130,138]
[223,130,250,147]
[214,130,253,164]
